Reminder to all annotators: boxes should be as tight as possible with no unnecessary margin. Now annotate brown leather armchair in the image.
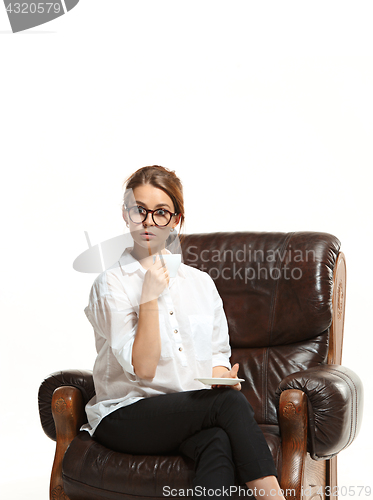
[38,232,363,500]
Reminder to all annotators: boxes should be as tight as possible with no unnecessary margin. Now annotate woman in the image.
[82,165,284,499]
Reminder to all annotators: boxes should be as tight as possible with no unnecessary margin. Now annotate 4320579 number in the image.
[302,486,371,498]
[6,3,61,14]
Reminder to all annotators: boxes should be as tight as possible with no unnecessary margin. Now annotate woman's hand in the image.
[140,255,169,304]
[212,363,242,391]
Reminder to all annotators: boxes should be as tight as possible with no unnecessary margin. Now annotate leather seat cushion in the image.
[63,426,281,500]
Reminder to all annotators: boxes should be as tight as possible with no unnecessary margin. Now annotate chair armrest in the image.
[276,364,363,460]
[38,369,95,441]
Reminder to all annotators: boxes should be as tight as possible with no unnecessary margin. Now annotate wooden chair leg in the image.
[279,389,308,500]
[50,386,85,500]
[326,456,338,500]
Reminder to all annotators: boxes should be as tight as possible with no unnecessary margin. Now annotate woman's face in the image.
[124,184,180,255]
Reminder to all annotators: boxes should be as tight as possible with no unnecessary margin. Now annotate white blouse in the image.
[81,247,232,436]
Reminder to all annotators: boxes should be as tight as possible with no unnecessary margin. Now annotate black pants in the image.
[94,388,277,492]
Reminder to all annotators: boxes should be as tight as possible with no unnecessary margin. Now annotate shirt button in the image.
[179,347,183,351]
[174,329,178,334]
[169,311,174,315]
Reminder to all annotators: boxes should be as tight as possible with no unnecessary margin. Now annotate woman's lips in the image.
[140,231,156,239]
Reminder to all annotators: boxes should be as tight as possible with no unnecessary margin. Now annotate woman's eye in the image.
[156,209,166,216]
[137,206,146,214]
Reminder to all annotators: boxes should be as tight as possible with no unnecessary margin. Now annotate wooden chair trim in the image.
[328,251,346,365]
[50,386,85,500]
[279,389,308,500]
[325,250,346,500]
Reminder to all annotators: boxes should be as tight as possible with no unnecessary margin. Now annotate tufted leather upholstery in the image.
[38,232,363,500]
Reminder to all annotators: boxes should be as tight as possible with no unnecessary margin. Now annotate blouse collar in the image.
[118,247,186,279]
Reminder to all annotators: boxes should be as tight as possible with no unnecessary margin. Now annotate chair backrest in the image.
[180,231,342,425]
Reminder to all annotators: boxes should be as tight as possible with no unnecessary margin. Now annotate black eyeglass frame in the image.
[126,205,179,227]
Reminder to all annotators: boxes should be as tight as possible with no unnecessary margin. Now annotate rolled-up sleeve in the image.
[84,274,139,380]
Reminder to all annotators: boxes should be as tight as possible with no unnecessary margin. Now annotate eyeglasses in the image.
[127,205,179,227]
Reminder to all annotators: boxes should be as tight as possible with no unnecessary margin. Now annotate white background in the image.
[1,1,372,498]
